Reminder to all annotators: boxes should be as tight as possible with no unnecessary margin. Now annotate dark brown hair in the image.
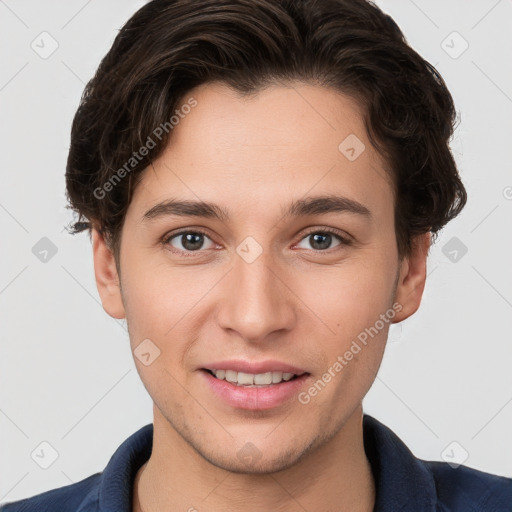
[65,0,467,265]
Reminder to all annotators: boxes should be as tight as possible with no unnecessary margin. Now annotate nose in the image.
[215,244,296,343]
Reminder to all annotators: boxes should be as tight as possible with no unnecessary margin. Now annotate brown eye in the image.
[296,229,352,252]
[164,230,216,254]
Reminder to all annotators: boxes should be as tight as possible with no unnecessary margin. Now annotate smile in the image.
[207,369,301,387]
[201,369,311,410]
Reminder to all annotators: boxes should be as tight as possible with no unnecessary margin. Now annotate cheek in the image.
[121,261,213,361]
[119,259,171,345]
[296,251,396,374]
[301,265,393,411]
[122,248,186,318]
[301,255,395,326]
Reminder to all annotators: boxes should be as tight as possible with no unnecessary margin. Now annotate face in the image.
[93,81,428,474]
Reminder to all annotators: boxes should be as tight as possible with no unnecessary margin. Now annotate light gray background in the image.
[1,0,511,504]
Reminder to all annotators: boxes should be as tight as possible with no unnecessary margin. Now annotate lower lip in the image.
[201,370,310,410]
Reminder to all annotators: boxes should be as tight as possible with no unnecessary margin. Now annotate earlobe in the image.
[91,228,126,319]
[392,232,431,323]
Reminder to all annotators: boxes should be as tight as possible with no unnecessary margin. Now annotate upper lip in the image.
[202,360,308,375]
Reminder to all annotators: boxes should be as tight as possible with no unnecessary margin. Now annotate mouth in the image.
[202,368,305,387]
[200,366,311,410]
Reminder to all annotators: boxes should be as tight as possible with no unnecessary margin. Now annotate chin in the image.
[200,446,306,475]
[200,427,333,476]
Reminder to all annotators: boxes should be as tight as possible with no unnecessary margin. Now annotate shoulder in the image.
[0,473,101,512]
[423,459,512,511]
[0,423,153,512]
[363,414,512,511]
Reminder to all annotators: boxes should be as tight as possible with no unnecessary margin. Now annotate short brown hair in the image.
[65,0,467,264]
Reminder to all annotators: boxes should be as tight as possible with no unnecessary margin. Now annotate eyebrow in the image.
[142,194,372,223]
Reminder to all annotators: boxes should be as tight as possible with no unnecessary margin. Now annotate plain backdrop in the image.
[1,0,511,504]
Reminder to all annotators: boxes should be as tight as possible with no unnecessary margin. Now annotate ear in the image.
[392,232,431,323]
[91,228,126,319]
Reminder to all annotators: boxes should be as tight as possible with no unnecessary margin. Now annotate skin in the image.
[92,81,430,512]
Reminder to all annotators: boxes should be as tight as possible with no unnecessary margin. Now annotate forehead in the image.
[128,81,394,227]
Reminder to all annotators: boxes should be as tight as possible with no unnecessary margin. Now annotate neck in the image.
[134,405,375,512]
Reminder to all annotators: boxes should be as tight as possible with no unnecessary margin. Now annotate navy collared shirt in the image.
[1,414,511,511]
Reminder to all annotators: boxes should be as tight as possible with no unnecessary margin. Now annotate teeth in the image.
[225,370,238,383]
[254,372,272,385]
[237,372,254,385]
[210,369,298,386]
[272,371,284,383]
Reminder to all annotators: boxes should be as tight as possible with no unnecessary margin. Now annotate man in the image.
[2,0,511,511]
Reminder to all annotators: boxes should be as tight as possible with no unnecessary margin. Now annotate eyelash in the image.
[162,227,352,257]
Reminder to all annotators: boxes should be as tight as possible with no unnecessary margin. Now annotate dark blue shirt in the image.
[1,414,511,511]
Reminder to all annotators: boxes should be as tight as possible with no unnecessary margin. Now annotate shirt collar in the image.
[363,414,437,511]
[90,414,437,512]
[97,423,153,512]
